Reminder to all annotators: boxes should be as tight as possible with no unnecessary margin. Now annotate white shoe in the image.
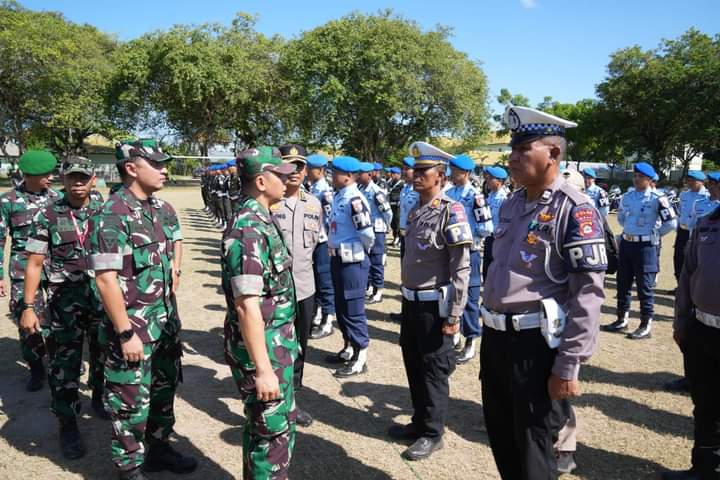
[453,333,461,350]
[312,309,323,327]
[456,339,476,365]
[334,348,368,378]
[368,289,383,304]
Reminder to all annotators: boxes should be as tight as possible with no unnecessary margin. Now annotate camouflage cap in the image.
[115,139,172,164]
[237,146,295,176]
[62,156,94,176]
[18,149,57,175]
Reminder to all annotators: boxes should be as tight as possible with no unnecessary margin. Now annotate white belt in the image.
[679,224,689,231]
[697,309,720,329]
[480,305,542,332]
[622,233,652,242]
[401,287,440,302]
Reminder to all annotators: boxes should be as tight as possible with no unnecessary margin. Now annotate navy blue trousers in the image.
[368,232,385,289]
[461,250,482,339]
[313,242,335,315]
[330,256,370,349]
[617,239,658,319]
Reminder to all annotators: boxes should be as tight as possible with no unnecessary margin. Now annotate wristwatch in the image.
[22,303,34,310]
[118,328,135,343]
[447,316,460,325]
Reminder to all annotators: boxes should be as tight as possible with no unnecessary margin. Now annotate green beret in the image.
[19,150,58,175]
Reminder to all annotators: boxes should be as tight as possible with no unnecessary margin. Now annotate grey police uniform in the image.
[400,191,471,440]
[673,205,720,479]
[481,174,606,480]
[271,188,322,389]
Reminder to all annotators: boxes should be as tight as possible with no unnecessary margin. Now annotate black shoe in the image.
[334,362,368,378]
[325,348,353,365]
[556,451,577,474]
[118,467,149,480]
[627,320,652,340]
[403,436,444,461]
[92,389,111,420]
[661,469,700,480]
[296,408,313,428]
[664,377,691,393]
[388,423,420,441]
[143,441,198,474]
[59,417,86,459]
[310,320,334,340]
[26,359,45,392]
[601,317,628,333]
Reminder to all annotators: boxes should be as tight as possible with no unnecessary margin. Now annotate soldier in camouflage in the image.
[0,149,63,391]
[221,147,298,479]
[22,158,107,460]
[89,141,195,480]
[227,159,242,213]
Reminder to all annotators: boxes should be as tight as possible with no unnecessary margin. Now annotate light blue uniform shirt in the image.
[487,187,509,233]
[360,180,393,233]
[399,183,419,232]
[445,182,493,241]
[688,196,720,231]
[677,187,709,229]
[328,182,375,250]
[586,183,609,218]
[618,188,678,237]
[309,177,333,242]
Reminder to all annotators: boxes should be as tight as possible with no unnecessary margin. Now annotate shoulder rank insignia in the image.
[539,211,554,222]
[526,232,538,245]
[430,198,441,209]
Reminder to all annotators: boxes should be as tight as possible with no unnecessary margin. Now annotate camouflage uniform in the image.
[26,196,105,419]
[0,185,63,363]
[88,186,183,472]
[222,196,299,479]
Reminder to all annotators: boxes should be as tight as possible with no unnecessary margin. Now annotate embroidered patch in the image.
[450,202,467,221]
[351,198,364,214]
[526,232,538,245]
[574,208,596,238]
[475,194,486,207]
[520,250,538,264]
[539,212,554,222]
[430,198,441,209]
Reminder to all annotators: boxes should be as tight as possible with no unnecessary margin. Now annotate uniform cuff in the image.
[231,275,263,297]
[449,304,465,319]
[25,238,48,255]
[172,231,183,242]
[89,253,123,271]
[552,359,580,381]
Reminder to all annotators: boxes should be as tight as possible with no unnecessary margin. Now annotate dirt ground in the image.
[0,187,693,479]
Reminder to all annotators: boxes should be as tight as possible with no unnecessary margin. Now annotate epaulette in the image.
[559,181,592,206]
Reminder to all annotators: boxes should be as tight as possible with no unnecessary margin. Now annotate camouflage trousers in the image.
[9,280,47,364]
[103,332,182,472]
[226,342,297,480]
[45,281,104,419]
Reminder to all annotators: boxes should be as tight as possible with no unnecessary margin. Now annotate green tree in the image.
[493,88,530,134]
[280,11,490,161]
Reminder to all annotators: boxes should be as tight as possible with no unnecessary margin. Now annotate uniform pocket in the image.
[132,242,160,271]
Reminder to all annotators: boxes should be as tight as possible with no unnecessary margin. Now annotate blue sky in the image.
[21,0,720,114]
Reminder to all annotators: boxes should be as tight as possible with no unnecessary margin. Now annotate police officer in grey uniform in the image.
[664,204,720,480]
[270,144,321,428]
[481,106,606,480]
[388,141,471,461]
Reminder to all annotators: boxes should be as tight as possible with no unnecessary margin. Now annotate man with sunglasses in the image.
[271,144,321,428]
[388,141,471,460]
[22,157,107,459]
[0,149,63,392]
[221,146,299,479]
[89,140,196,480]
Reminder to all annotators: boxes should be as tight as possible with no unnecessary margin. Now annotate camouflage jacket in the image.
[88,187,181,343]
[221,196,298,370]
[26,196,105,286]
[0,185,63,281]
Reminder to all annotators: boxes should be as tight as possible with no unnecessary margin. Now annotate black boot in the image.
[59,416,86,459]
[296,408,314,428]
[627,317,652,340]
[92,389,111,420]
[601,312,629,333]
[143,440,198,474]
[25,359,45,392]
[403,436,444,461]
[118,467,149,480]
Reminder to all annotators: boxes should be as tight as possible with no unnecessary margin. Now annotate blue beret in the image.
[633,162,657,179]
[359,162,374,173]
[449,154,475,172]
[687,170,706,181]
[483,166,508,180]
[332,156,360,173]
[581,167,597,178]
[306,154,328,168]
[402,156,415,168]
[707,172,720,182]
[652,174,659,182]
[373,162,382,171]
[227,159,236,167]
[390,167,401,174]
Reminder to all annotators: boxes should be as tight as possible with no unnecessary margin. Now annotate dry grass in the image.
[0,187,691,479]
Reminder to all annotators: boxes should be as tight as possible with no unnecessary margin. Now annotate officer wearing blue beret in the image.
[674,170,708,284]
[306,154,336,340]
[386,166,404,247]
[581,168,609,218]
[446,154,493,364]
[602,162,677,339]
[388,141,471,460]
[358,162,392,304]
[481,166,510,283]
[398,157,419,259]
[688,172,720,231]
[226,159,242,213]
[325,156,374,377]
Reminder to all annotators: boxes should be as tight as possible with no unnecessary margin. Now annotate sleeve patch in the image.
[573,207,598,238]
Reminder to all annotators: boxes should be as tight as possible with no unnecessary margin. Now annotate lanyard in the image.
[68,209,89,247]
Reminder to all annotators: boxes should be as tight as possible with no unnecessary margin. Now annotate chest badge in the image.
[526,232,538,245]
[539,212,554,222]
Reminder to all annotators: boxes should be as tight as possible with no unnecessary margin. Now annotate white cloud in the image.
[520,0,538,8]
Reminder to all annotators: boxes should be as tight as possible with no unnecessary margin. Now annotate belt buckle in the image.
[512,316,521,331]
